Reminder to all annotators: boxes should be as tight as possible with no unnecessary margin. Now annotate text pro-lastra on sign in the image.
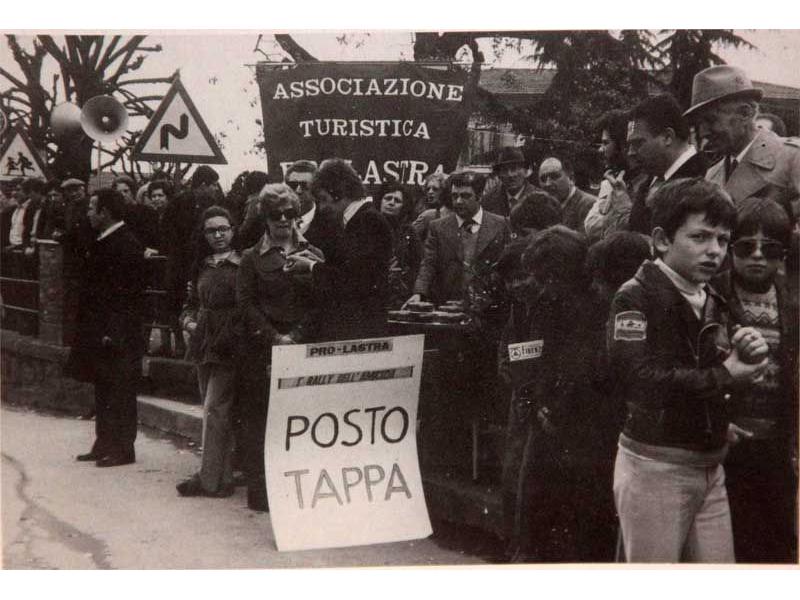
[265,335,431,551]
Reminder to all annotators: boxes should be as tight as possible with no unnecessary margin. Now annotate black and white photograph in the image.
[1,5,799,588]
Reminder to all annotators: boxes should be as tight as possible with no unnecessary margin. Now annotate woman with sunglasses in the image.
[377,178,422,309]
[176,206,242,498]
[712,197,798,563]
[236,183,324,511]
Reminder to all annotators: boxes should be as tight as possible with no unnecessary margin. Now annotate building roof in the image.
[478,68,800,101]
[479,68,556,96]
[754,80,800,101]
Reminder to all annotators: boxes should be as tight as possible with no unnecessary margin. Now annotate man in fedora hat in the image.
[482,146,540,217]
[685,65,800,221]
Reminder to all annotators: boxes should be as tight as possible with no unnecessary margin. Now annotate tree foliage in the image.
[267,29,754,185]
[655,30,756,107]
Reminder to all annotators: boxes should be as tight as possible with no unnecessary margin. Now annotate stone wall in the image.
[1,330,93,414]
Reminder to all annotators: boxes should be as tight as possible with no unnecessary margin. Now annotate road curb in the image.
[137,394,203,442]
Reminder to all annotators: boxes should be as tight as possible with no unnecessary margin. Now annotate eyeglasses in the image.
[539,171,563,183]
[732,239,784,260]
[286,181,309,191]
[267,208,299,221]
[204,225,232,236]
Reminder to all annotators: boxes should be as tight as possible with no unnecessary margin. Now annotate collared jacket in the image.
[181,252,242,366]
[481,180,541,218]
[607,260,737,451]
[413,210,510,304]
[706,129,800,220]
[311,202,392,342]
[499,285,614,463]
[237,234,323,352]
[66,224,146,382]
[560,186,597,236]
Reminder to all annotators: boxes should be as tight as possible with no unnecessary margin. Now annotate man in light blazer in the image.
[685,65,800,222]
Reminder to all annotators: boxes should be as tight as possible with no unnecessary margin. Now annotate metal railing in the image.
[0,251,40,336]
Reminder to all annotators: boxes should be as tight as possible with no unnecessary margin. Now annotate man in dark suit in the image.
[538,157,597,235]
[684,65,799,222]
[408,171,511,307]
[607,94,707,236]
[69,188,146,467]
[289,160,343,264]
[481,147,540,217]
[285,158,392,342]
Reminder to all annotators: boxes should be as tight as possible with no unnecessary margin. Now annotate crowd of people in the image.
[1,64,798,564]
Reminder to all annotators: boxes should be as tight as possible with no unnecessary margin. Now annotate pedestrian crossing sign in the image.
[0,127,49,181]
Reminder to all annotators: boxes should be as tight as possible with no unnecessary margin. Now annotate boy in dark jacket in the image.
[609,178,769,563]
[500,226,614,562]
[714,197,798,563]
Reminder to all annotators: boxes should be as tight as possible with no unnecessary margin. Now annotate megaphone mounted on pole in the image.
[80,95,129,144]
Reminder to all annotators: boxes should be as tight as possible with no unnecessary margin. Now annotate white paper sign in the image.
[266,334,431,551]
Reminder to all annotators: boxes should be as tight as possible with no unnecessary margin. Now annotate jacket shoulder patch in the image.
[614,310,647,341]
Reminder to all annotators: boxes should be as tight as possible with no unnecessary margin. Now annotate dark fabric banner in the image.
[256,62,472,185]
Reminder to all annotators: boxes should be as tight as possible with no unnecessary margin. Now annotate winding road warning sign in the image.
[132,77,226,164]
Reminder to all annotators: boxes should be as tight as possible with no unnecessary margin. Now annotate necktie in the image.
[461,219,474,234]
[725,156,739,182]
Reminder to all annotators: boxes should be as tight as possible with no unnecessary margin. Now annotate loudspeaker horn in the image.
[51,102,83,139]
[80,95,129,143]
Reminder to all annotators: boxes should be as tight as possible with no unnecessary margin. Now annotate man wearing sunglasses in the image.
[284,160,341,262]
[283,158,392,342]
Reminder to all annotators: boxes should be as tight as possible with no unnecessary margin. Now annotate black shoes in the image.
[77,447,135,466]
[247,486,269,512]
[76,451,101,462]
[96,453,136,468]
[176,474,235,498]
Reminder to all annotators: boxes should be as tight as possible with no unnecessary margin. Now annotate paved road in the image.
[1,405,490,569]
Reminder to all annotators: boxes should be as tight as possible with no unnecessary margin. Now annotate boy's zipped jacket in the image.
[607,260,737,451]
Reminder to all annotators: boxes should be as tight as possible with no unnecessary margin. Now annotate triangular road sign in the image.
[132,78,227,164]
[0,127,49,181]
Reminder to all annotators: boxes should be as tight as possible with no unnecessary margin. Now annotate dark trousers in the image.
[501,393,533,558]
[240,350,270,502]
[726,437,798,563]
[91,353,139,458]
[502,416,617,563]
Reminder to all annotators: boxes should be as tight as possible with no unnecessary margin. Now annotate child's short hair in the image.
[651,177,736,240]
[522,225,587,288]
[734,197,792,248]
[587,231,651,292]
[509,192,562,233]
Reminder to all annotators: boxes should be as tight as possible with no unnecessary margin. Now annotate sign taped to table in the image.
[256,61,472,184]
[266,334,431,551]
